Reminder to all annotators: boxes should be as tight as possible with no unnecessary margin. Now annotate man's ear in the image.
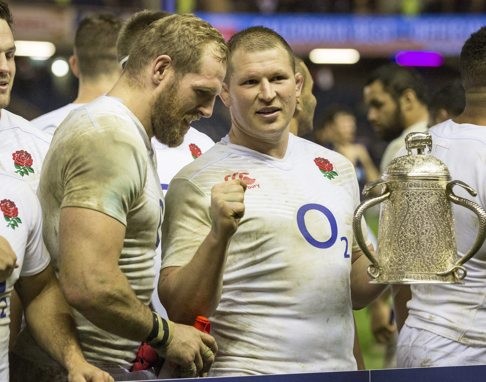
[295,72,304,98]
[295,95,303,113]
[152,55,172,85]
[219,82,231,108]
[69,55,79,79]
[399,88,417,112]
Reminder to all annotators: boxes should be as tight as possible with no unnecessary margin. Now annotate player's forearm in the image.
[24,274,87,371]
[392,285,411,332]
[160,230,231,324]
[61,270,153,341]
[350,254,388,309]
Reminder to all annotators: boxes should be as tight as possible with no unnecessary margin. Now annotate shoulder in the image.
[31,104,80,132]
[292,134,354,168]
[429,119,453,135]
[431,119,486,143]
[184,127,214,148]
[56,99,148,150]
[0,110,51,146]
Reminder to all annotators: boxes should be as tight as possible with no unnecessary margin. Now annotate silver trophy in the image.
[353,132,486,283]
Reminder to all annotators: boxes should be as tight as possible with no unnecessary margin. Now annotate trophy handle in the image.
[438,180,486,280]
[353,181,390,279]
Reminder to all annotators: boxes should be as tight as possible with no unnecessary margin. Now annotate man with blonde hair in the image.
[116,10,216,324]
[38,14,227,379]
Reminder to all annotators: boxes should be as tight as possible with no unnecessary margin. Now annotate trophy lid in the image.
[384,132,451,180]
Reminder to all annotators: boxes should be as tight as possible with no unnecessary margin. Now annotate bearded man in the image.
[363,64,430,172]
[37,13,226,380]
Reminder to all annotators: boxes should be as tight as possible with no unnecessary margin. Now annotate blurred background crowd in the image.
[8,0,482,166]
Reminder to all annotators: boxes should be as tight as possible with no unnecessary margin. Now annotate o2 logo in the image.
[296,203,350,258]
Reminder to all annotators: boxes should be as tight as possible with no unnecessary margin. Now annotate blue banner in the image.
[196,13,486,55]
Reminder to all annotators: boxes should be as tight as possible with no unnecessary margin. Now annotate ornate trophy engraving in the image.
[353,132,486,284]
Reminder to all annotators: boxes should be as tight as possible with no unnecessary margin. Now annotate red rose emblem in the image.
[0,199,22,229]
[189,143,202,159]
[314,157,338,180]
[0,199,18,218]
[12,150,33,167]
[0,199,21,229]
[12,150,35,177]
[314,157,333,172]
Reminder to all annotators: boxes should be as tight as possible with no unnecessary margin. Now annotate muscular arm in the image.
[16,264,112,381]
[350,247,388,309]
[58,207,219,376]
[159,179,246,324]
[159,232,231,324]
[58,207,153,341]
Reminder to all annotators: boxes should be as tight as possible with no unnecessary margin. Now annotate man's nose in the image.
[198,98,216,118]
[0,54,10,73]
[259,79,276,102]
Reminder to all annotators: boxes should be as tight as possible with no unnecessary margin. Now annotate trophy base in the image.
[370,275,463,284]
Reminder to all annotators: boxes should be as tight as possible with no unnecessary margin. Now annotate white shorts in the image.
[397,324,486,368]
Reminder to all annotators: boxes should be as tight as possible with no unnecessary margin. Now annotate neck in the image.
[288,118,298,135]
[74,73,120,104]
[404,104,429,129]
[454,91,486,125]
[228,126,289,159]
[107,75,154,138]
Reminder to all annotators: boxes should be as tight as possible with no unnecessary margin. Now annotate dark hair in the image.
[0,1,13,29]
[74,14,122,78]
[365,64,429,106]
[226,26,295,80]
[318,104,354,131]
[116,9,170,64]
[430,79,465,118]
[460,26,486,89]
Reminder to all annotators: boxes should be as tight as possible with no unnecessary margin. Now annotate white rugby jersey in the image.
[406,119,486,347]
[0,109,50,191]
[31,103,81,136]
[0,171,50,380]
[151,127,214,193]
[162,134,366,375]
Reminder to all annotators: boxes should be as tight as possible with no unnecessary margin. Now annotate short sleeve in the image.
[60,115,147,226]
[161,177,211,268]
[21,189,50,277]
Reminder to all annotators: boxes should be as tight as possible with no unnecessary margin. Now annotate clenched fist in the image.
[210,179,246,238]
